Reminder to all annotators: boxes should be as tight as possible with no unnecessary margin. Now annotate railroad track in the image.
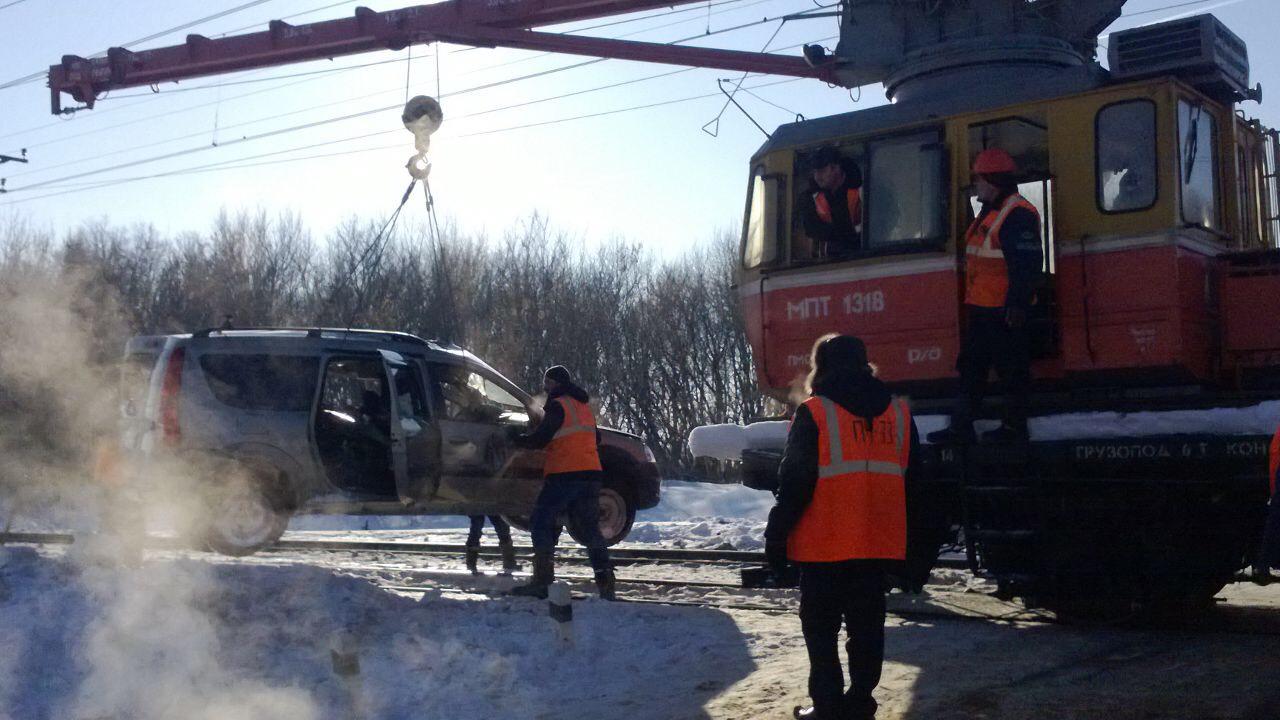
[7,531,1280,635]
[0,531,969,570]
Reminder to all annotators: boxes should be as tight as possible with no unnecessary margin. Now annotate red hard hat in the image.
[972,148,1018,175]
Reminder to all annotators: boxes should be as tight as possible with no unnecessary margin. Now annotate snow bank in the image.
[645,480,772,522]
[0,546,756,719]
[289,513,472,532]
[623,480,772,550]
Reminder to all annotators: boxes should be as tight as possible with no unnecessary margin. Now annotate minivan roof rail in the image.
[189,326,443,347]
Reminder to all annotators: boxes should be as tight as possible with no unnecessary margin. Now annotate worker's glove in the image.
[1004,306,1027,328]
[765,539,789,579]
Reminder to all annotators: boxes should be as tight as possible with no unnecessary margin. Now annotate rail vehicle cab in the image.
[739,65,1280,404]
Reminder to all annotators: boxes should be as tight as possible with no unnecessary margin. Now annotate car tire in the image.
[202,463,290,557]
[568,483,635,547]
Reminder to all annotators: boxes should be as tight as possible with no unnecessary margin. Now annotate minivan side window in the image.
[390,365,429,421]
[199,354,319,411]
[429,364,526,421]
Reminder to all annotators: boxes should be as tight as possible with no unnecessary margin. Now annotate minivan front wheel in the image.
[203,468,289,556]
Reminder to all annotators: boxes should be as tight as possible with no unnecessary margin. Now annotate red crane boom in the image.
[47,0,839,114]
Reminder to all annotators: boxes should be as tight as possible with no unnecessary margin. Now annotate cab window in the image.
[742,166,781,269]
[865,131,945,249]
[1179,100,1220,231]
[1096,100,1157,212]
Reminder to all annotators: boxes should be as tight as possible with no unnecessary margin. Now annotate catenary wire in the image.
[0,68,814,207]
[2,9,828,191]
[1,0,775,148]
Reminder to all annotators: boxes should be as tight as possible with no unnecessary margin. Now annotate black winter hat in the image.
[814,334,869,374]
[813,145,843,169]
[544,365,573,386]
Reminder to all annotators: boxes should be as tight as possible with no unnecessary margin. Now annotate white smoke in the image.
[0,264,320,719]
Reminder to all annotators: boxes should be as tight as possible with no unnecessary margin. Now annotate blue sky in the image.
[0,0,1276,254]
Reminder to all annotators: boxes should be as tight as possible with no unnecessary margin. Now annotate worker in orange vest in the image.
[1259,424,1280,579]
[802,145,863,259]
[765,334,918,720]
[929,148,1043,445]
[511,365,614,600]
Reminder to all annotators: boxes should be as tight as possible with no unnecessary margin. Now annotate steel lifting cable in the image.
[338,178,417,329]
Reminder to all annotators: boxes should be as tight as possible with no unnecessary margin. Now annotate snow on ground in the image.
[5,541,1280,720]
[0,544,758,720]
[285,479,774,551]
[624,480,771,551]
[6,481,1280,719]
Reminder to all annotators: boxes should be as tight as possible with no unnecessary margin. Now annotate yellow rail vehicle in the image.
[735,15,1280,614]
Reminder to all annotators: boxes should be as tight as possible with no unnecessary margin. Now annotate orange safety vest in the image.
[543,396,603,476]
[1269,426,1279,496]
[813,188,862,227]
[92,440,124,488]
[788,395,911,563]
[964,193,1039,308]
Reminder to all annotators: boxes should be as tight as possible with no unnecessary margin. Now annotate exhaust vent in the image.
[1108,14,1251,103]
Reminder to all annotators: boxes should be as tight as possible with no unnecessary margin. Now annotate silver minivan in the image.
[128,328,661,555]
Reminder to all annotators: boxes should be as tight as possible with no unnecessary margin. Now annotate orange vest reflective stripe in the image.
[544,396,603,476]
[964,193,1038,308]
[1269,426,1279,496]
[813,188,861,226]
[788,396,911,563]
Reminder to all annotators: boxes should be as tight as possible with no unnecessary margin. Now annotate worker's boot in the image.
[510,551,553,598]
[926,420,974,446]
[464,545,480,575]
[499,541,520,575]
[594,568,617,601]
[981,424,1027,445]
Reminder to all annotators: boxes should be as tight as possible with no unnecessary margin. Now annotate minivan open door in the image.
[380,350,441,503]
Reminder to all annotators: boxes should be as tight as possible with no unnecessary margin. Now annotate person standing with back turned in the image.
[765,334,918,720]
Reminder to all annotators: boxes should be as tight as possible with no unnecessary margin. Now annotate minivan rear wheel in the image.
[203,467,289,556]
[568,484,635,547]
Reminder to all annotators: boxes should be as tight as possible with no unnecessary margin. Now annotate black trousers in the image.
[1261,492,1280,571]
[798,562,887,718]
[466,515,512,547]
[955,305,1031,432]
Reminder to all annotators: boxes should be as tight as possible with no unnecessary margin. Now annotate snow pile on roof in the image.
[0,546,756,719]
[918,400,1280,443]
[688,421,789,460]
[692,401,1280,454]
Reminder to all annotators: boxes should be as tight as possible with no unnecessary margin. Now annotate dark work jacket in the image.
[802,178,861,255]
[515,382,603,480]
[764,372,922,568]
[977,190,1043,311]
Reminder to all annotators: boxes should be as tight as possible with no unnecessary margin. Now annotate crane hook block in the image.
[403,95,443,180]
